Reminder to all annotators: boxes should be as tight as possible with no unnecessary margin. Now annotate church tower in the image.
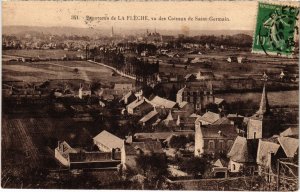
[247,84,274,139]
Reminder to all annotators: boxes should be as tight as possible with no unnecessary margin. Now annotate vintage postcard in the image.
[2,1,299,190]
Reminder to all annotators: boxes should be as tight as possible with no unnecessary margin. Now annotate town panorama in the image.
[2,11,299,191]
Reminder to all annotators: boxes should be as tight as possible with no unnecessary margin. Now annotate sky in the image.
[2,1,299,31]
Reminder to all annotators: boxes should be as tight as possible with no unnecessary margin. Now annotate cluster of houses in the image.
[54,83,298,181]
[3,81,50,105]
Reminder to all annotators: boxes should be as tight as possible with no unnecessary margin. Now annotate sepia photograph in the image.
[1,1,299,190]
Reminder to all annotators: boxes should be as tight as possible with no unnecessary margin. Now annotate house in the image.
[93,130,124,152]
[177,102,194,118]
[149,96,177,109]
[78,83,91,99]
[227,136,258,173]
[195,111,221,126]
[120,91,137,105]
[247,84,275,139]
[55,141,121,169]
[126,98,153,116]
[160,110,178,128]
[227,56,243,63]
[196,70,215,80]
[121,140,164,169]
[256,139,281,180]
[114,83,133,96]
[139,109,159,126]
[214,97,225,108]
[184,74,197,82]
[178,86,215,110]
[212,159,229,178]
[98,88,115,102]
[194,124,238,157]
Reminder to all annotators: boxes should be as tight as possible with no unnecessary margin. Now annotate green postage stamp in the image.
[252,2,299,57]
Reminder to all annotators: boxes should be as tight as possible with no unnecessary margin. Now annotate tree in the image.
[73,68,79,73]
[179,156,211,178]
[135,153,169,189]
[168,84,178,101]
[169,135,189,149]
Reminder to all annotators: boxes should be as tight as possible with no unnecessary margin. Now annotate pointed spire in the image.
[256,84,270,115]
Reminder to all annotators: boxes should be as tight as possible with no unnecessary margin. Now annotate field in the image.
[3,49,84,59]
[159,50,299,79]
[2,60,134,85]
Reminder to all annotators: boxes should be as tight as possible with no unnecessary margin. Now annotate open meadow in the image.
[3,49,84,59]
[2,60,135,86]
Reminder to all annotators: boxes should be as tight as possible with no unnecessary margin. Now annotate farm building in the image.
[93,130,124,152]
[55,141,121,169]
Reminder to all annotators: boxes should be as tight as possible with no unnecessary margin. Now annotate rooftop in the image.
[278,136,298,158]
[149,96,177,109]
[125,141,164,155]
[139,110,158,123]
[202,124,238,138]
[93,130,124,150]
[227,136,258,163]
[197,111,220,124]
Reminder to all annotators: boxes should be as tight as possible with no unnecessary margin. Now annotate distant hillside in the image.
[3,26,105,36]
[3,25,253,37]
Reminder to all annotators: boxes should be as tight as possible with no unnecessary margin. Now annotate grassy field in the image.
[3,49,84,59]
[2,60,135,85]
[159,50,299,79]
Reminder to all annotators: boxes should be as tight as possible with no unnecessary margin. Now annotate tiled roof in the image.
[280,127,299,137]
[134,131,194,141]
[198,111,220,124]
[125,141,164,155]
[93,130,123,150]
[121,91,136,100]
[139,110,158,123]
[213,159,229,168]
[150,96,177,109]
[127,99,145,109]
[202,124,238,138]
[227,136,258,163]
[256,140,280,166]
[178,101,188,108]
[114,83,133,90]
[278,136,298,158]
[212,117,232,125]
[190,113,201,118]
[214,98,225,105]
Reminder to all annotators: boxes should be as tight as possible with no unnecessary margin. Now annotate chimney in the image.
[176,115,180,126]
[218,130,223,136]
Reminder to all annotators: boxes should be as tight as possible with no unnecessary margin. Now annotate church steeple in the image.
[257,84,270,115]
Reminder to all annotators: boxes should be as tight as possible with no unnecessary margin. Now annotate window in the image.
[254,132,256,139]
[227,140,233,149]
[219,140,224,149]
[232,163,236,171]
[208,140,215,150]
